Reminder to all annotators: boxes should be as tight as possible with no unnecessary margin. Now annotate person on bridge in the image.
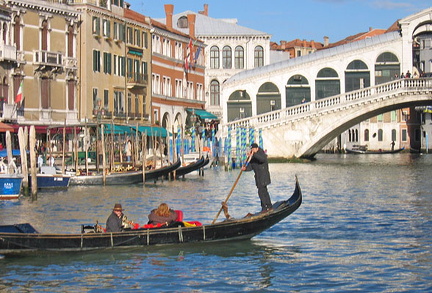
[242,143,273,213]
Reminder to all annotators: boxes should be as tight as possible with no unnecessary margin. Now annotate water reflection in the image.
[1,153,432,292]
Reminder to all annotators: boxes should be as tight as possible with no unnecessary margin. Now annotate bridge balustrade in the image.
[224,78,432,134]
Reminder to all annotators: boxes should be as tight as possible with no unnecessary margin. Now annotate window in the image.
[114,91,124,115]
[143,32,148,48]
[152,74,160,94]
[134,29,140,46]
[196,83,203,101]
[152,35,161,53]
[127,27,133,44]
[175,42,182,59]
[210,80,220,106]
[162,77,171,96]
[163,38,171,57]
[254,45,264,67]
[104,90,109,109]
[177,16,188,28]
[103,19,110,38]
[222,46,232,69]
[210,46,219,69]
[378,129,383,141]
[93,88,98,110]
[377,114,383,122]
[364,129,369,141]
[235,46,244,69]
[103,52,112,74]
[391,129,397,141]
[175,79,182,98]
[92,17,100,35]
[135,94,139,116]
[93,50,101,72]
[402,129,407,142]
[391,110,397,122]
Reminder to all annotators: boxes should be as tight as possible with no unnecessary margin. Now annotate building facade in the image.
[1,0,80,127]
[72,0,152,125]
[155,4,272,121]
[150,4,206,135]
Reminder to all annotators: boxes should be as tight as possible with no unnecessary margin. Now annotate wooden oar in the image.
[211,153,253,224]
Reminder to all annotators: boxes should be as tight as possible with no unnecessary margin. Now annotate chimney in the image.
[164,4,174,29]
[369,27,373,31]
[187,14,196,39]
[199,4,209,16]
[311,40,315,48]
[323,36,329,47]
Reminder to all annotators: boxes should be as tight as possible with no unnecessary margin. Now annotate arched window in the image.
[234,46,244,69]
[254,45,264,67]
[315,68,340,99]
[210,46,219,69]
[177,16,188,29]
[222,45,232,69]
[378,129,383,141]
[210,80,220,106]
[286,75,310,106]
[375,52,400,84]
[14,16,20,50]
[41,20,48,51]
[364,129,369,141]
[3,23,7,43]
[345,60,370,92]
[391,129,397,141]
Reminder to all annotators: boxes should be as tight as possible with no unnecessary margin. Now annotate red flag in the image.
[15,81,23,104]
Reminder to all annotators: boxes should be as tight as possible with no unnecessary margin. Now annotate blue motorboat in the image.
[0,174,23,199]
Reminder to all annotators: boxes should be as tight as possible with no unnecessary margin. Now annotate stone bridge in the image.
[222,78,432,158]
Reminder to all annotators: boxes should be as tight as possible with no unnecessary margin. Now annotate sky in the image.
[126,0,430,44]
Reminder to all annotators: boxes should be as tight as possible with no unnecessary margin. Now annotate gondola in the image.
[175,156,209,178]
[345,147,405,154]
[0,177,302,255]
[69,159,181,185]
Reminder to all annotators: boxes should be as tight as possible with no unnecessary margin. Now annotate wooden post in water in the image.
[74,126,78,174]
[29,126,37,199]
[101,124,106,185]
[142,132,147,184]
[62,120,66,174]
[18,127,29,196]
[5,130,13,174]
[84,119,89,175]
[172,125,176,180]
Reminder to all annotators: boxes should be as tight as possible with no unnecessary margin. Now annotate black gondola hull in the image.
[0,178,301,255]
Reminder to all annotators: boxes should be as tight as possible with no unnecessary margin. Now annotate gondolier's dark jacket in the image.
[245,148,271,187]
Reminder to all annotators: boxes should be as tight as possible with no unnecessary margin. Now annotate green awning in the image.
[102,124,170,137]
[187,108,218,120]
[130,126,171,137]
[103,124,133,134]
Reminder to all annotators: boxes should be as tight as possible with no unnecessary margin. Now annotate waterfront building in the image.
[154,4,272,121]
[71,0,152,125]
[1,0,80,128]
[149,4,206,133]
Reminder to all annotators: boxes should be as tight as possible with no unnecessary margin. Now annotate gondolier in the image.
[242,143,272,213]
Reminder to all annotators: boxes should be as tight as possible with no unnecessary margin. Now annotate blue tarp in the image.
[0,149,22,157]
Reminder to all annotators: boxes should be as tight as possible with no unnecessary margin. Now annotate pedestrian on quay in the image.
[242,143,273,213]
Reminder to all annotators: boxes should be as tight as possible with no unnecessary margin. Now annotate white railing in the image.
[225,78,432,132]
[33,50,63,67]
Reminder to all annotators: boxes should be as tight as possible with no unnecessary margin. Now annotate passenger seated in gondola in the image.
[106,203,133,232]
[148,203,184,227]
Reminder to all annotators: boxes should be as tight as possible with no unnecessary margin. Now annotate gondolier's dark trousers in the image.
[258,185,272,211]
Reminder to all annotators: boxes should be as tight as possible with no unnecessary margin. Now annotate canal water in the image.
[0,153,431,292]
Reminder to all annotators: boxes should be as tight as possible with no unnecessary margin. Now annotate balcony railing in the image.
[0,42,17,62]
[127,73,148,88]
[33,50,63,67]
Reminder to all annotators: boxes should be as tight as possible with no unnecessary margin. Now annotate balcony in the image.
[0,42,17,62]
[33,50,63,69]
[127,73,148,89]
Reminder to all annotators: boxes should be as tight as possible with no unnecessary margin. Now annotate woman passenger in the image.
[148,203,179,227]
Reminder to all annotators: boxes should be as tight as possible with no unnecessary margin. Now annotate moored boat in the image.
[69,159,181,185]
[175,156,209,178]
[28,166,71,189]
[345,147,405,154]
[0,173,23,200]
[0,177,302,255]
